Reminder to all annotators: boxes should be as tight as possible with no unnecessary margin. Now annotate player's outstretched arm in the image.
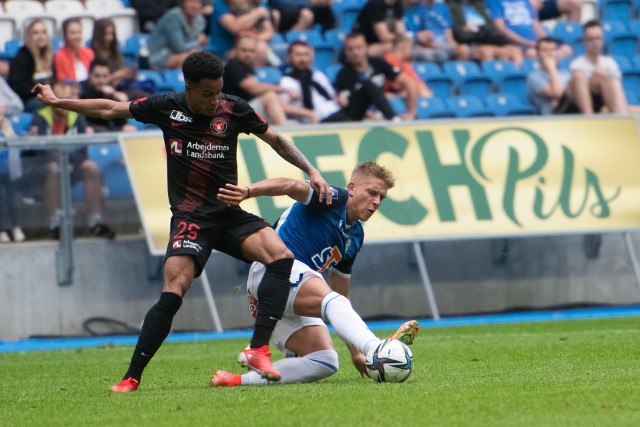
[255,127,331,204]
[32,83,133,120]
[217,178,310,206]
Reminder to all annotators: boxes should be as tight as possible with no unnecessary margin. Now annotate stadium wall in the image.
[2,232,640,341]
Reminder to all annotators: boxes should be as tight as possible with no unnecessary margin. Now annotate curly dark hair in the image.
[182,51,224,83]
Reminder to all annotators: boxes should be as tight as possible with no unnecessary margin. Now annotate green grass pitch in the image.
[1,317,639,426]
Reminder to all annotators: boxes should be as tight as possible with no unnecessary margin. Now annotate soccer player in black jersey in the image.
[33,51,332,393]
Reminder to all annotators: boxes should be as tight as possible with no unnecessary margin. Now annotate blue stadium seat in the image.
[388,96,406,115]
[481,60,520,86]
[608,33,638,57]
[552,22,583,44]
[622,70,640,105]
[271,32,286,44]
[629,20,640,35]
[71,181,84,202]
[484,94,535,116]
[601,20,628,43]
[600,0,633,21]
[9,113,33,136]
[442,61,493,97]
[413,62,454,99]
[519,59,540,74]
[3,39,22,58]
[255,66,282,84]
[416,96,455,119]
[285,30,324,45]
[501,74,528,103]
[136,69,165,93]
[324,63,342,85]
[161,69,186,92]
[122,34,150,68]
[338,8,360,31]
[445,96,494,118]
[324,28,347,51]
[88,145,123,171]
[103,163,133,199]
[614,55,632,71]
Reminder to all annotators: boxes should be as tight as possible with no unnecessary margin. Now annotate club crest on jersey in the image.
[169,139,182,156]
[210,117,227,134]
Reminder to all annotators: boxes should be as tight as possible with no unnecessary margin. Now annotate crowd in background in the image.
[0,0,639,242]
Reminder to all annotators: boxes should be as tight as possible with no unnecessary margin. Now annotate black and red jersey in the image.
[129,92,269,217]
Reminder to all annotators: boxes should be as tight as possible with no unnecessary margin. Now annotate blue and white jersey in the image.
[275,185,363,277]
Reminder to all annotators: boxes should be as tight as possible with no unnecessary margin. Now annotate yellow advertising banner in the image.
[120,116,640,255]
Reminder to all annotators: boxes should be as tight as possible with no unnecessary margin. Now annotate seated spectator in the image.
[486,0,544,64]
[446,0,522,62]
[8,19,54,112]
[279,41,340,123]
[530,0,581,23]
[0,77,24,116]
[210,0,277,65]
[148,0,207,70]
[334,31,418,121]
[269,0,335,34]
[131,0,179,33]
[353,0,407,57]
[222,34,294,125]
[403,0,470,63]
[0,103,26,243]
[80,59,139,133]
[54,18,95,83]
[24,80,115,239]
[526,37,572,114]
[384,34,433,98]
[90,18,137,90]
[558,20,628,114]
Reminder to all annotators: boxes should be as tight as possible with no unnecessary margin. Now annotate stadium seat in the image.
[600,0,633,21]
[338,8,360,31]
[519,59,540,74]
[4,1,57,39]
[484,94,536,116]
[443,61,493,97]
[135,69,164,93]
[161,69,185,92]
[324,63,342,85]
[608,33,638,57]
[416,96,455,119]
[412,62,454,99]
[0,17,17,54]
[570,40,585,57]
[85,0,139,41]
[552,21,583,44]
[255,66,282,84]
[3,39,23,59]
[388,97,406,115]
[601,20,628,43]
[481,60,520,86]
[324,28,347,51]
[122,34,150,69]
[88,144,123,170]
[445,96,494,118]
[622,70,640,105]
[9,113,34,136]
[613,55,632,72]
[102,162,133,199]
[44,0,94,40]
[629,20,640,36]
[501,74,528,103]
[285,30,324,45]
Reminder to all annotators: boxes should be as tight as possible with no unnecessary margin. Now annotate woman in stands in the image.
[54,18,94,83]
[8,19,54,112]
[90,18,137,89]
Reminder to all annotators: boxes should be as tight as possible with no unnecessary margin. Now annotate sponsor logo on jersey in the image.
[172,240,182,249]
[170,139,182,156]
[210,117,227,134]
[170,110,193,123]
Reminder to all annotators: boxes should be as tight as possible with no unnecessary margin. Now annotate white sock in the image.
[88,213,103,228]
[321,292,380,355]
[240,349,339,385]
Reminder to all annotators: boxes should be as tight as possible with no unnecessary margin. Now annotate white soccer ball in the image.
[365,338,413,383]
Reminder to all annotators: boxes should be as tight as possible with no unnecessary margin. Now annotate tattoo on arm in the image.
[272,134,314,175]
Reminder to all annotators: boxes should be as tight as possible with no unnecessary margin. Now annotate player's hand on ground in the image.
[309,170,332,205]
[32,84,57,105]
[350,351,367,378]
[218,183,248,206]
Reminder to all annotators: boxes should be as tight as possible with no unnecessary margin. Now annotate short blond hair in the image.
[352,161,395,189]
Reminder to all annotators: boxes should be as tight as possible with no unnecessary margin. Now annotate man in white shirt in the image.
[278,41,341,124]
[563,20,628,114]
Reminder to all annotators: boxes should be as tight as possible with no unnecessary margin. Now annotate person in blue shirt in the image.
[486,0,544,63]
[211,161,419,386]
[404,0,470,63]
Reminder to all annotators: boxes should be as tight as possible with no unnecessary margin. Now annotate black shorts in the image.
[165,207,270,277]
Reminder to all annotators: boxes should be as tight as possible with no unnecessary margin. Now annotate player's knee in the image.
[303,349,339,378]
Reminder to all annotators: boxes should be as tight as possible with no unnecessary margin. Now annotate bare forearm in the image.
[271,133,317,176]
[51,98,131,119]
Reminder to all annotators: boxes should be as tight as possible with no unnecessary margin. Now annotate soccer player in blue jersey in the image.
[33,51,332,392]
[211,162,419,386]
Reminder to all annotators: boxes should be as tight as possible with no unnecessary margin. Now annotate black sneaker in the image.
[90,223,116,239]
[50,227,60,240]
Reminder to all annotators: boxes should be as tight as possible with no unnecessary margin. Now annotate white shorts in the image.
[247,260,326,354]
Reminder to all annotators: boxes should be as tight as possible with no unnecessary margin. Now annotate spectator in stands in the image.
[210,0,277,65]
[25,80,115,240]
[530,0,582,23]
[526,37,572,114]
[446,0,522,62]
[80,59,139,133]
[0,103,26,243]
[90,18,137,89]
[0,78,24,116]
[560,20,628,114]
[222,34,293,124]
[279,41,339,123]
[334,31,418,121]
[8,19,54,112]
[148,0,208,70]
[54,18,94,83]
[269,0,335,34]
[384,34,433,98]
[353,0,407,57]
[403,0,470,63]
[131,0,179,33]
